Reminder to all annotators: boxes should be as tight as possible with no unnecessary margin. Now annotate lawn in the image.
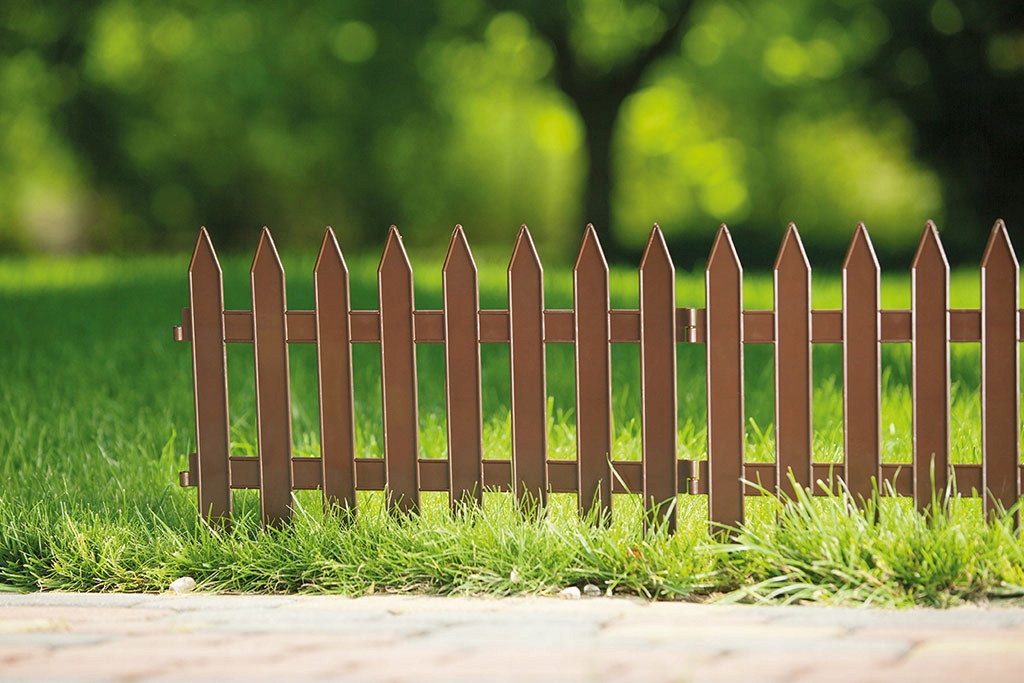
[0,247,1021,606]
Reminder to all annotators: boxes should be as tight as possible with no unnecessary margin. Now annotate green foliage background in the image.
[2,0,1023,263]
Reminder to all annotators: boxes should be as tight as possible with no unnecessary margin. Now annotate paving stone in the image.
[1,593,1024,682]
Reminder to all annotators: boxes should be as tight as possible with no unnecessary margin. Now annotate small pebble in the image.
[509,568,521,584]
[169,576,196,594]
[558,586,581,600]
[583,583,602,597]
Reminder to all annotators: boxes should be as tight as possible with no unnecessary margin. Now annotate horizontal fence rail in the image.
[175,221,1024,531]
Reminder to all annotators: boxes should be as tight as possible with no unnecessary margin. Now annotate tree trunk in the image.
[532,4,692,261]
[574,88,628,259]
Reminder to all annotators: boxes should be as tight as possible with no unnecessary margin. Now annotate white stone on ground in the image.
[558,586,581,600]
[169,577,196,594]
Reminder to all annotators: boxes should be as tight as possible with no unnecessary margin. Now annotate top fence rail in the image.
[175,221,1024,532]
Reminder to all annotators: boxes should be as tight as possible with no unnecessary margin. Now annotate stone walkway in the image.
[1,592,1023,682]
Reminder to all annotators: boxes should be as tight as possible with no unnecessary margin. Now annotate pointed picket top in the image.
[574,224,609,277]
[774,223,810,275]
[443,225,477,283]
[981,219,1019,272]
[842,223,880,272]
[705,223,744,533]
[379,225,413,282]
[508,223,547,507]
[912,221,949,274]
[189,227,223,281]
[315,226,349,284]
[639,224,673,274]
[773,223,813,498]
[911,221,950,511]
[251,226,285,281]
[707,224,741,276]
[509,225,543,279]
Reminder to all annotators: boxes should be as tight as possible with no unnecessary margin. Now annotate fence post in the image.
[574,225,613,519]
[639,225,678,532]
[251,227,294,528]
[379,227,420,514]
[315,227,357,512]
[188,228,232,522]
[911,222,950,510]
[706,225,745,534]
[842,224,881,503]
[443,226,484,509]
[508,226,548,508]
[981,220,1021,523]
[774,224,813,498]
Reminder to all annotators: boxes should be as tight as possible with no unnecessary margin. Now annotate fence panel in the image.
[842,224,881,502]
[314,227,357,511]
[639,226,678,531]
[443,226,484,509]
[706,225,745,532]
[188,228,232,521]
[251,228,294,527]
[508,227,548,507]
[774,224,813,497]
[981,220,1021,521]
[911,222,950,509]
[574,225,613,518]
[177,223,1024,532]
[378,227,420,513]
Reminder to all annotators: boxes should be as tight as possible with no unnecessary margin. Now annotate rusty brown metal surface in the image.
[181,451,1019,502]
[706,225,745,533]
[981,220,1021,520]
[176,307,1013,345]
[842,224,881,503]
[378,227,420,513]
[774,224,813,497]
[911,222,950,510]
[443,226,484,509]
[573,225,613,519]
[187,229,232,521]
[508,226,548,506]
[178,224,1024,531]
[314,228,357,511]
[639,226,678,532]
[251,228,294,527]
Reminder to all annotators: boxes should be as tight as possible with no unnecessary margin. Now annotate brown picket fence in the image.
[174,221,1024,531]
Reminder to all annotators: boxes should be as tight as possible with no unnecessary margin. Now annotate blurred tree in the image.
[2,0,444,252]
[1,0,1019,265]
[862,0,1024,257]
[482,0,694,257]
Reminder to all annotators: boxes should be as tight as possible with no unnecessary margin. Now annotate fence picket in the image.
[639,225,678,532]
[706,225,744,532]
[314,227,357,511]
[508,226,548,507]
[842,224,881,502]
[981,220,1021,521]
[574,225,613,519]
[251,227,294,527]
[911,222,950,510]
[774,224,813,497]
[379,227,420,513]
[443,226,484,509]
[188,228,232,521]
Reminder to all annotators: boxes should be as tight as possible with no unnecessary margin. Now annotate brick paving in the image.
[1,592,1023,682]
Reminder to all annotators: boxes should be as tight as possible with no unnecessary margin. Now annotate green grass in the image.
[0,250,1021,605]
